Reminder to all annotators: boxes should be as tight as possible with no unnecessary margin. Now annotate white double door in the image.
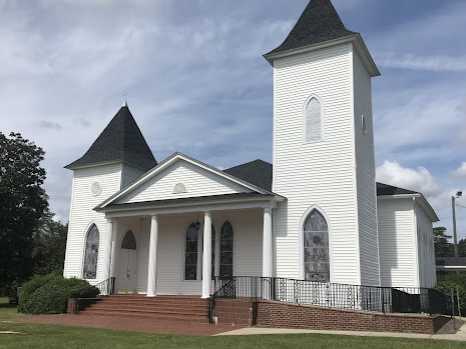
[118,248,138,293]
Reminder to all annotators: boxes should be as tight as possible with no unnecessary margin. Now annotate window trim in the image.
[183,221,201,281]
[299,205,332,282]
[82,223,100,280]
[219,221,234,279]
[303,94,324,143]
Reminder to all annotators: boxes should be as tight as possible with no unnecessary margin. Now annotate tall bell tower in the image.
[265,0,381,286]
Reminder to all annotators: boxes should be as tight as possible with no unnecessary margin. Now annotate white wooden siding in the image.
[377,198,419,287]
[415,204,436,288]
[63,163,123,283]
[353,50,380,286]
[118,160,249,204]
[272,43,361,284]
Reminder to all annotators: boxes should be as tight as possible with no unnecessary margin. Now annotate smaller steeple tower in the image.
[63,106,156,280]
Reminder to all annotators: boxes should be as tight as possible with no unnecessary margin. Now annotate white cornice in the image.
[264,34,380,77]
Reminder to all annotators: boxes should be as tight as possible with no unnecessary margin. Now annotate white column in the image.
[107,219,118,280]
[201,211,212,298]
[146,215,159,297]
[262,207,273,278]
[214,224,221,278]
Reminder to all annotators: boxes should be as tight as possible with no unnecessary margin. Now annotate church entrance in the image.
[118,230,138,293]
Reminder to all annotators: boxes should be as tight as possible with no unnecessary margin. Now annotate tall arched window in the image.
[121,230,136,250]
[83,224,99,279]
[220,221,234,279]
[303,209,329,282]
[305,97,322,142]
[184,222,201,280]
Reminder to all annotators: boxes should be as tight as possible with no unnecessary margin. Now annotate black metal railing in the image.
[94,277,116,296]
[208,276,453,323]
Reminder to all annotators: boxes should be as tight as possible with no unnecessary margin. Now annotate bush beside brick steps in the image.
[71,295,209,324]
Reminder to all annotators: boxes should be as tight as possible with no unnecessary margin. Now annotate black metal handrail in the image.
[208,276,453,323]
[94,277,116,296]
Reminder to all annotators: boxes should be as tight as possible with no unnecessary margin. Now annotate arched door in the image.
[118,230,138,293]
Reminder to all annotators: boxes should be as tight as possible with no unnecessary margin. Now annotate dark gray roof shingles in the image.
[65,106,157,171]
[265,0,357,57]
[224,159,419,197]
[224,159,273,192]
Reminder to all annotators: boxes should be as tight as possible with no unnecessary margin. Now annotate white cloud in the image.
[376,161,441,197]
[452,162,466,177]
[379,53,466,72]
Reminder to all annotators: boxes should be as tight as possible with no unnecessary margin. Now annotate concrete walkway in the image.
[216,319,466,342]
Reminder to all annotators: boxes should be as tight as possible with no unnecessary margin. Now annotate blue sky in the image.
[1,0,465,238]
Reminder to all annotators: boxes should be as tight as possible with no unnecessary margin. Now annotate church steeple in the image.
[265,0,356,57]
[65,105,157,171]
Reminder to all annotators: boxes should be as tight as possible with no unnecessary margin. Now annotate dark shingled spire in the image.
[265,0,356,57]
[65,105,157,171]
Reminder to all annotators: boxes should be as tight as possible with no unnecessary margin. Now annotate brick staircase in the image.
[79,295,209,323]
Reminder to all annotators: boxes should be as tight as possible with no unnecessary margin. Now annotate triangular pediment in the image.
[98,153,270,209]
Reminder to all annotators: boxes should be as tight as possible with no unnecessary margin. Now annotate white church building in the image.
[63,0,438,300]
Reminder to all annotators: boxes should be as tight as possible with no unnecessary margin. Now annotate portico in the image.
[102,194,279,298]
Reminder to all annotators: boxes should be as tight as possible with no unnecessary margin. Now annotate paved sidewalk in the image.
[216,319,466,342]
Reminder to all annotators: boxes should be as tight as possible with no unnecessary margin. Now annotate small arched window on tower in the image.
[303,209,329,282]
[83,224,99,279]
[305,97,322,142]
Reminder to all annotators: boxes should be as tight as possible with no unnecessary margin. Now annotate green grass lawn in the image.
[0,298,464,349]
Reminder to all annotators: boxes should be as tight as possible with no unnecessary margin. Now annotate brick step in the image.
[80,310,209,323]
[97,297,204,302]
[101,299,207,306]
[100,300,208,307]
[85,305,208,316]
[89,303,207,311]
[109,295,202,300]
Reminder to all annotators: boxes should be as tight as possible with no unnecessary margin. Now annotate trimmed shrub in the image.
[18,273,99,314]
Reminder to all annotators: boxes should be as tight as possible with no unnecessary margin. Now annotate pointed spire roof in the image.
[65,105,157,171]
[265,0,356,57]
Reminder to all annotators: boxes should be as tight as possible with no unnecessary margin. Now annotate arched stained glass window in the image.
[220,221,234,279]
[184,222,201,280]
[305,97,322,142]
[83,224,99,279]
[303,209,329,282]
[121,230,136,250]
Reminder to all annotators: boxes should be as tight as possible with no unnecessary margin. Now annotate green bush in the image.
[437,272,466,315]
[18,272,99,314]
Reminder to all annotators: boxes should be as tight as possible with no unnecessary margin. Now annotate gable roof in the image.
[96,153,278,210]
[265,0,356,57]
[224,159,273,192]
[65,105,157,171]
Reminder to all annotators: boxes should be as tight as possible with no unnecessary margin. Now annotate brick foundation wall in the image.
[214,299,255,326]
[255,300,450,334]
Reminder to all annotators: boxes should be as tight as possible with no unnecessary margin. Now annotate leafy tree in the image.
[32,210,68,275]
[458,238,466,258]
[0,132,48,288]
[433,226,454,258]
